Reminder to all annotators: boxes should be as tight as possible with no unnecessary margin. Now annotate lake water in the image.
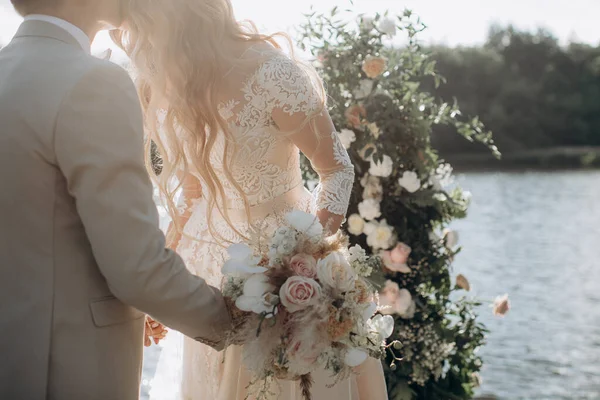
[452,171,600,399]
[142,170,600,400]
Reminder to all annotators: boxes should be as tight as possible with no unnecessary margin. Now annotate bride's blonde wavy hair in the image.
[111,0,325,244]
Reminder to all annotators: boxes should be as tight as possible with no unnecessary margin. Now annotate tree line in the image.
[424,26,600,159]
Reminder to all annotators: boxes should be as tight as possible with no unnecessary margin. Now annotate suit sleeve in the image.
[54,61,232,349]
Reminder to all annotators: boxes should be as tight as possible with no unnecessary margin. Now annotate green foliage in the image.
[298,7,493,399]
[427,25,600,156]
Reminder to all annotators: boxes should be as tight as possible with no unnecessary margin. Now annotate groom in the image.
[0,0,234,399]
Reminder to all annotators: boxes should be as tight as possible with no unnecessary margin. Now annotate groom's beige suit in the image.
[0,19,232,399]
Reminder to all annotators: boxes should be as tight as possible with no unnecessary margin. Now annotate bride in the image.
[113,0,388,399]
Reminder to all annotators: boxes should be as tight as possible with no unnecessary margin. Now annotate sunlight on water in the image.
[452,171,600,399]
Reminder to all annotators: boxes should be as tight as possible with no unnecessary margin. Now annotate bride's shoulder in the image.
[248,46,315,87]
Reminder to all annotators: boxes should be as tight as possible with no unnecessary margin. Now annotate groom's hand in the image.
[224,297,252,346]
[144,316,168,347]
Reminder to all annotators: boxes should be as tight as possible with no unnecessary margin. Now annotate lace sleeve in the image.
[261,55,355,217]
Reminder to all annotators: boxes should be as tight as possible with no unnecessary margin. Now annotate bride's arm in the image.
[166,172,202,249]
[272,104,354,234]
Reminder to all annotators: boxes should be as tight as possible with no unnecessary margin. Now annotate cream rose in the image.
[347,214,366,236]
[316,252,357,292]
[279,276,322,313]
[289,254,317,278]
[362,55,387,79]
[398,171,421,193]
[366,219,395,250]
[358,198,381,221]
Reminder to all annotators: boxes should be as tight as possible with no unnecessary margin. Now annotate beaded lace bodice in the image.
[164,48,354,215]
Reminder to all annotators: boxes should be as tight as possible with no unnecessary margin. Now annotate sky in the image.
[1,0,598,57]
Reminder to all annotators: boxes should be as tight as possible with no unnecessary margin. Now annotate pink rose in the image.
[280,276,322,313]
[345,104,366,128]
[381,243,411,273]
[379,280,414,317]
[289,254,317,278]
[493,294,510,317]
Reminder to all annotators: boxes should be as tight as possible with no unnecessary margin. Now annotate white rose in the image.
[316,252,356,292]
[338,129,357,149]
[398,171,421,193]
[344,348,368,367]
[285,210,324,238]
[353,79,374,99]
[378,17,397,37]
[222,243,266,276]
[358,198,381,221]
[363,221,377,236]
[365,219,395,250]
[369,155,393,178]
[347,214,366,236]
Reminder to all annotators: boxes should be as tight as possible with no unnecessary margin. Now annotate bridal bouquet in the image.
[222,210,394,400]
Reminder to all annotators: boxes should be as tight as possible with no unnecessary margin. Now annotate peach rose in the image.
[381,243,411,273]
[345,104,366,128]
[456,274,470,291]
[289,254,317,278]
[362,55,387,79]
[279,276,321,313]
[493,294,510,317]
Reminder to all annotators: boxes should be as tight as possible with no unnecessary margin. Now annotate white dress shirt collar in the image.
[24,14,91,54]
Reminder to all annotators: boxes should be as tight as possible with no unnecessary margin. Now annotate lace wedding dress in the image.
[149,47,387,400]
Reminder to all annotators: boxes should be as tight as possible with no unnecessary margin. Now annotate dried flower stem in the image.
[300,374,313,400]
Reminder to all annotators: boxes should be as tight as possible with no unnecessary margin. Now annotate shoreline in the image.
[443,146,600,171]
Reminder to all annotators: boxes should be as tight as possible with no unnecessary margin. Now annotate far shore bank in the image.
[444,146,600,171]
